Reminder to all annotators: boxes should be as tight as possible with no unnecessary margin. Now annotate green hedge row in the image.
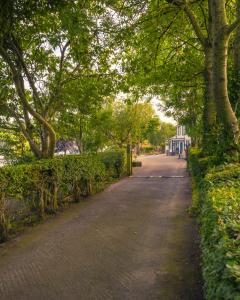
[141,146,156,154]
[0,150,127,243]
[188,148,240,300]
[98,149,126,178]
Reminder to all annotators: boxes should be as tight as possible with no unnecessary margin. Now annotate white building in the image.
[166,125,191,156]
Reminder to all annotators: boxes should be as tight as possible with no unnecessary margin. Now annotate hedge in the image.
[141,146,156,154]
[189,148,240,300]
[0,151,127,243]
[98,149,126,178]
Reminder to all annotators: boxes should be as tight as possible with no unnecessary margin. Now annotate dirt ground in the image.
[0,154,203,300]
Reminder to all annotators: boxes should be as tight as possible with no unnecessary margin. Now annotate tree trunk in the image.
[201,2,217,151]
[202,46,216,150]
[180,1,217,152]
[76,118,84,153]
[0,193,8,242]
[211,0,240,156]
[126,143,132,176]
[232,0,240,116]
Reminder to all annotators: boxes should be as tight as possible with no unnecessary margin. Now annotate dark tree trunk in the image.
[76,118,84,153]
[202,46,217,150]
[210,0,240,156]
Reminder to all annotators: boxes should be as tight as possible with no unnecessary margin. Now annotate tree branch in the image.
[227,17,240,35]
[0,45,56,157]
[166,0,207,47]
[183,3,207,47]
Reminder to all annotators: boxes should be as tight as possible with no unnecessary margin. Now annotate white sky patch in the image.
[151,96,176,125]
[116,92,176,125]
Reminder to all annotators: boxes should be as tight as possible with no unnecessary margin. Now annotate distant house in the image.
[55,139,79,155]
[165,125,191,156]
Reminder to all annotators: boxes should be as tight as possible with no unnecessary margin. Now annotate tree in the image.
[56,76,113,153]
[210,0,240,156]
[0,0,119,159]
[95,99,159,150]
[116,0,240,158]
[148,122,175,149]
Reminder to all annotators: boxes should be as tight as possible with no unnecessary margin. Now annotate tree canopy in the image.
[0,0,239,161]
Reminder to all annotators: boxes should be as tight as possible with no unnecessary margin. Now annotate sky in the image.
[116,92,176,125]
[151,97,176,125]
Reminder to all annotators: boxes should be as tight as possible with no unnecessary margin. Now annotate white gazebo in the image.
[166,125,191,156]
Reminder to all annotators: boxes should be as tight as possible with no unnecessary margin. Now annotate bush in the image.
[99,149,126,178]
[0,151,126,242]
[141,146,155,154]
[204,164,240,187]
[201,175,240,299]
[189,150,240,299]
[188,147,219,178]
[132,160,142,167]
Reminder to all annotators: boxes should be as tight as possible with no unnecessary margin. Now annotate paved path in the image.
[0,155,203,300]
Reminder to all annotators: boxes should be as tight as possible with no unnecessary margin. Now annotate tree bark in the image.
[201,2,217,150]
[210,0,240,154]
[202,46,216,149]
[76,118,84,153]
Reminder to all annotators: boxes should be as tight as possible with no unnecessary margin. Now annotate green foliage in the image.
[189,150,240,299]
[0,131,30,161]
[0,150,127,242]
[141,146,155,154]
[0,0,118,159]
[95,100,160,148]
[147,122,175,148]
[188,147,219,178]
[228,68,240,120]
[99,149,127,178]
[201,167,240,300]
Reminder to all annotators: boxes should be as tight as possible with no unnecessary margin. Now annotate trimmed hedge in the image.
[189,148,240,300]
[98,149,126,178]
[0,151,126,242]
[141,146,155,154]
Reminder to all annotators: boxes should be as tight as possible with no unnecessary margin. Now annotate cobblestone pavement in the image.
[0,155,203,300]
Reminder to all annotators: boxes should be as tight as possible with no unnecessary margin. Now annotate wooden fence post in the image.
[127,143,132,176]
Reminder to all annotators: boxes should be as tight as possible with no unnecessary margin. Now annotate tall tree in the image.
[210,0,240,156]
[165,0,216,149]
[0,0,118,158]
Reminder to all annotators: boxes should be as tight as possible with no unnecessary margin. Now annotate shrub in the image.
[141,146,155,154]
[99,149,127,178]
[204,164,240,187]
[201,180,240,299]
[189,151,240,299]
[132,160,142,167]
[0,151,126,242]
[188,147,219,178]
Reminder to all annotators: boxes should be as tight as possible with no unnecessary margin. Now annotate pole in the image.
[127,143,132,176]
